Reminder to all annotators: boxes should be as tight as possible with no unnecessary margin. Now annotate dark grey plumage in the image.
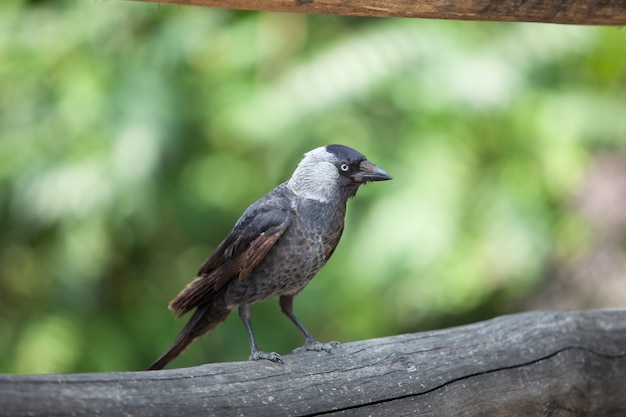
[147,144,391,370]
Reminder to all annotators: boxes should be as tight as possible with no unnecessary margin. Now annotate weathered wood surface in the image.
[1,310,625,416]
[131,0,626,25]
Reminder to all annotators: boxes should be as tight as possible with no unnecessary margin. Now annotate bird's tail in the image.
[146,300,231,371]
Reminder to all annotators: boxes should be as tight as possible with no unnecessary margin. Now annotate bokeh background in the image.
[1,1,625,374]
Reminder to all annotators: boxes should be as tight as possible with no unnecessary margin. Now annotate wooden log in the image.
[1,310,625,416]
[130,0,626,25]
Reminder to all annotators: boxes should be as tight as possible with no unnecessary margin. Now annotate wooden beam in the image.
[2,310,626,416]
[131,0,626,25]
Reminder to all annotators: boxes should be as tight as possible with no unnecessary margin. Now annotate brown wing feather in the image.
[168,213,290,317]
[239,230,283,278]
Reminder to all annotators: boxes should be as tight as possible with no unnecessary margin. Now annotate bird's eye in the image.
[340,163,350,172]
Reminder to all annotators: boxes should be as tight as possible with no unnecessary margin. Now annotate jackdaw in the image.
[147,144,391,370]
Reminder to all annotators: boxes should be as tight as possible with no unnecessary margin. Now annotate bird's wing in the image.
[168,201,293,317]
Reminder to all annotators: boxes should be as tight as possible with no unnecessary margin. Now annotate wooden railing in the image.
[131,0,626,25]
[2,310,625,416]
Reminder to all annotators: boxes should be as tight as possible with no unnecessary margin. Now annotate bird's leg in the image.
[238,303,283,363]
[279,295,340,354]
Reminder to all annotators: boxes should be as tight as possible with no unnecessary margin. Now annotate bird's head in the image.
[288,144,392,202]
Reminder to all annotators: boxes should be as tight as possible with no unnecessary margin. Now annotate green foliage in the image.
[1,1,625,373]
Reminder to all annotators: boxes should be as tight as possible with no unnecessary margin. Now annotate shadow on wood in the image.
[1,310,626,416]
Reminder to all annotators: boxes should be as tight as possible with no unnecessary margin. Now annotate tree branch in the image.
[130,0,626,25]
[2,310,626,416]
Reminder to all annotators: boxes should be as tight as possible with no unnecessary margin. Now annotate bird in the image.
[147,144,391,370]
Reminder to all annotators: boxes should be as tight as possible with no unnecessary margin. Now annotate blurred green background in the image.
[1,1,625,374]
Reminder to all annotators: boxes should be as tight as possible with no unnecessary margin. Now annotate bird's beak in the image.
[354,160,393,183]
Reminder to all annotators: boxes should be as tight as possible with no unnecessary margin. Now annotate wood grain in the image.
[1,310,626,416]
[130,0,626,25]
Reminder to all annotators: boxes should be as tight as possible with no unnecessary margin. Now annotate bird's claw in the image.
[249,350,284,364]
[292,340,340,354]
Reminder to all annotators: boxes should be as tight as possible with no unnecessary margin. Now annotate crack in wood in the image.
[301,346,626,416]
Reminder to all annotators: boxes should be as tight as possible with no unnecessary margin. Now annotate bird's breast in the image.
[225,200,345,305]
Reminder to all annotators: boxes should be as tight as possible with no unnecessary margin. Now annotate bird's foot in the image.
[249,349,284,364]
[292,339,340,354]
